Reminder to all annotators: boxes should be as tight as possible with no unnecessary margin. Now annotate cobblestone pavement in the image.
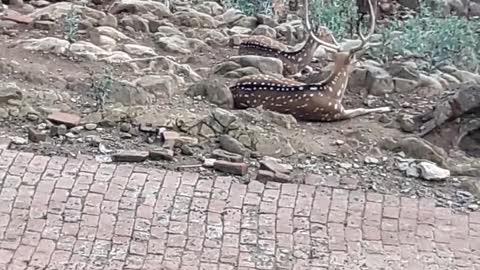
[0,149,479,270]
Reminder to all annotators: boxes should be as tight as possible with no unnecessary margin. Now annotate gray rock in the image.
[251,25,277,38]
[109,0,172,18]
[134,75,181,99]
[112,150,149,162]
[234,16,257,28]
[227,26,252,35]
[256,14,278,28]
[185,79,233,109]
[229,55,283,76]
[219,8,244,25]
[259,156,293,174]
[149,148,174,161]
[11,136,27,145]
[386,62,420,81]
[155,25,185,38]
[194,1,224,16]
[365,65,394,96]
[381,136,447,166]
[155,35,209,54]
[211,149,243,162]
[261,110,297,129]
[417,161,450,180]
[174,9,218,28]
[219,134,248,155]
[19,37,70,54]
[224,66,261,78]
[393,77,418,93]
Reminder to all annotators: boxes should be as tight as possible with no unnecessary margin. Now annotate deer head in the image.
[304,0,379,74]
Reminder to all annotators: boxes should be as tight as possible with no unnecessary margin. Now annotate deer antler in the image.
[350,0,377,54]
[303,0,341,52]
[305,0,378,56]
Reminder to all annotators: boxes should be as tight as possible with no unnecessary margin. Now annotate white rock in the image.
[20,37,70,54]
[123,44,157,57]
[364,156,380,164]
[417,161,450,180]
[69,41,110,57]
[11,136,27,145]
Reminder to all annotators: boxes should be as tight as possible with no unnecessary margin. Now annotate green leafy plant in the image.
[89,66,113,111]
[224,0,274,16]
[64,4,81,43]
[310,0,358,39]
[368,8,480,72]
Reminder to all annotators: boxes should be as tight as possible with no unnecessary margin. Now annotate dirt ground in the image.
[0,3,477,213]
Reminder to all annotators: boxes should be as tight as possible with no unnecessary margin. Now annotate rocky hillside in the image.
[0,0,480,212]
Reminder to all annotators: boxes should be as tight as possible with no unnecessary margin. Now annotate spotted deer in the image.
[230,0,391,122]
[238,0,339,78]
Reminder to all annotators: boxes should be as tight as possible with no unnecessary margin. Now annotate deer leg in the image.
[339,106,391,120]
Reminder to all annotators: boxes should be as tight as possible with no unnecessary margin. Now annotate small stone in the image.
[259,158,292,174]
[27,128,47,143]
[146,137,156,144]
[219,134,248,155]
[213,160,248,175]
[378,114,391,123]
[180,145,194,156]
[256,169,291,183]
[468,204,479,211]
[120,122,131,132]
[65,132,76,139]
[398,114,416,133]
[11,136,27,145]
[47,111,81,128]
[70,126,83,134]
[37,123,47,130]
[50,124,67,136]
[112,150,149,162]
[211,149,243,162]
[120,133,133,139]
[26,113,39,121]
[139,123,156,133]
[417,161,450,180]
[339,162,352,169]
[364,156,380,164]
[84,123,97,130]
[176,136,199,146]
[87,135,102,147]
[335,140,345,145]
[149,148,174,161]
[203,158,216,167]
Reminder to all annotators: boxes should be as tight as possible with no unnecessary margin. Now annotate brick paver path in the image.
[0,149,479,270]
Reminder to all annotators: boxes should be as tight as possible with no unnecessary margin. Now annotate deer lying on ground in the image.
[238,3,340,78]
[230,0,391,122]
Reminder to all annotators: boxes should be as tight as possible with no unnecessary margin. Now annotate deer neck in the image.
[319,53,352,99]
[280,35,319,67]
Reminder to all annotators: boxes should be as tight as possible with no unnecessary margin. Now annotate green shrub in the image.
[224,0,274,16]
[64,4,81,43]
[369,9,480,72]
[309,0,358,39]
